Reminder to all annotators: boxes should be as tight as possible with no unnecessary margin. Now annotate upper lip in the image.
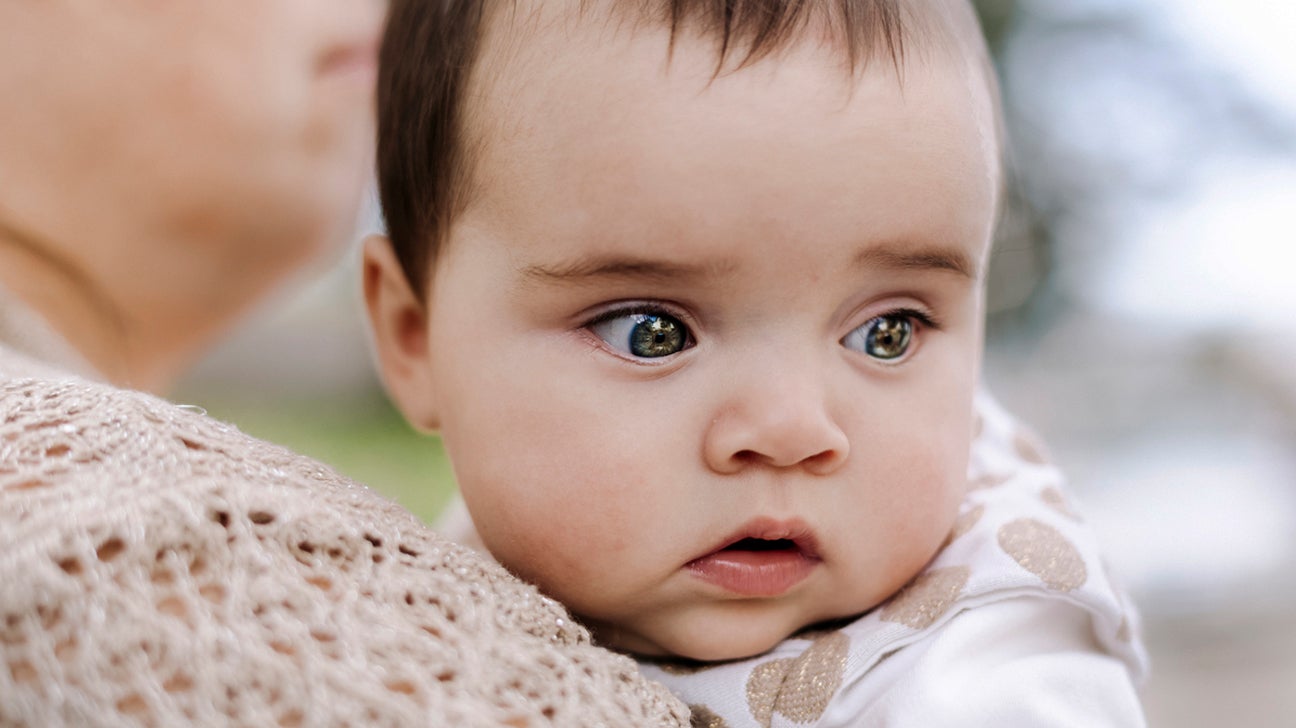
[690,517,822,562]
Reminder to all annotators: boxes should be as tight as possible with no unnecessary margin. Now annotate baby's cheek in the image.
[474,502,587,595]
[469,470,627,587]
[864,440,965,585]
[918,440,969,529]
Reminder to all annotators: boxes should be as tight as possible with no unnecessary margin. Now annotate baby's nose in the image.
[702,377,849,476]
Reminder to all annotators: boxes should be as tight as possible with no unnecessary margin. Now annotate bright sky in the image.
[1149,0,1296,116]
[1086,0,1296,332]
[1093,162,1296,331]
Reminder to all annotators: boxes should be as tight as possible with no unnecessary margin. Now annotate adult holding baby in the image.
[0,1,686,724]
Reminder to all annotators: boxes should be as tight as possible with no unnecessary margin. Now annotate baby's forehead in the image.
[466,0,1000,171]
[462,0,1001,203]
[475,0,990,85]
[450,6,1001,273]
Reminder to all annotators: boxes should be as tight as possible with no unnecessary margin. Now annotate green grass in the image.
[200,395,457,524]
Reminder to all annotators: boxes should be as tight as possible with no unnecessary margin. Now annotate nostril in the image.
[803,448,844,470]
[728,446,844,471]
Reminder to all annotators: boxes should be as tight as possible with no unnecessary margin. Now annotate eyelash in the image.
[580,302,697,361]
[877,307,941,332]
[849,306,941,364]
[579,303,942,360]
[582,302,687,329]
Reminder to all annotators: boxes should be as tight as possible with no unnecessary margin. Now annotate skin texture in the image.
[367,7,1000,661]
[0,0,382,391]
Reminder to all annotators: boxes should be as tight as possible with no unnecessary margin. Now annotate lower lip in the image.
[687,549,818,597]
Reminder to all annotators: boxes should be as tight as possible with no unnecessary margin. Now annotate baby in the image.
[364,0,1148,724]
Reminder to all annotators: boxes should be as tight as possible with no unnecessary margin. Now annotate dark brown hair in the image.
[377,0,913,295]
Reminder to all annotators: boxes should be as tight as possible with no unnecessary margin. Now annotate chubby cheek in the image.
[838,387,972,605]
[464,455,664,613]
[884,454,964,562]
[833,469,961,617]
[444,353,684,607]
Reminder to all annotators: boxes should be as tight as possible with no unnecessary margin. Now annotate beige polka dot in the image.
[879,566,971,630]
[972,414,985,439]
[998,518,1087,592]
[744,633,850,726]
[969,472,1011,491]
[746,658,791,727]
[1040,487,1081,521]
[944,505,985,547]
[1013,430,1050,465]
[773,632,850,723]
[689,704,729,728]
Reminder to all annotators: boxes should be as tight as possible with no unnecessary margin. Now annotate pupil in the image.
[867,316,911,359]
[631,315,685,357]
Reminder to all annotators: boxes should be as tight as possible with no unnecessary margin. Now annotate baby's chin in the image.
[587,609,842,663]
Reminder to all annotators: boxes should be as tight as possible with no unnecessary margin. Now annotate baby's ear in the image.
[362,234,441,431]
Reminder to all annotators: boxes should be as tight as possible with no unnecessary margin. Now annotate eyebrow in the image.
[518,242,978,286]
[855,243,979,280]
[519,255,737,285]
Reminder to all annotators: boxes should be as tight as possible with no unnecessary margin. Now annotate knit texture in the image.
[0,342,688,726]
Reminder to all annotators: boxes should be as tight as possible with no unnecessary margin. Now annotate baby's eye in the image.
[589,311,692,359]
[842,313,915,361]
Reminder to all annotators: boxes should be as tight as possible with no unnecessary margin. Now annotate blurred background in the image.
[175,0,1296,724]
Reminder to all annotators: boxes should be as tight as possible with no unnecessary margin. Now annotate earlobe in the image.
[361,234,441,431]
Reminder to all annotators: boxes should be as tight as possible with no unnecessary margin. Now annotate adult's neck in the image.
[0,219,250,393]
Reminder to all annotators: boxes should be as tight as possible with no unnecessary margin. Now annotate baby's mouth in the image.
[686,520,821,597]
[724,537,800,553]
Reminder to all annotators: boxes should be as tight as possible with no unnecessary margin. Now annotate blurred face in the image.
[377,19,1000,661]
[0,0,382,270]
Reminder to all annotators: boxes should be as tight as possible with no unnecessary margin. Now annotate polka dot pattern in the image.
[879,566,971,630]
[1013,430,1050,465]
[998,518,1087,592]
[969,472,1011,491]
[744,632,849,726]
[746,660,786,726]
[1040,486,1081,521]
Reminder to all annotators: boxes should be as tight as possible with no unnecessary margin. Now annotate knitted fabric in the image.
[0,327,688,726]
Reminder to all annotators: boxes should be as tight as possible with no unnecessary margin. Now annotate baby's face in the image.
[403,22,999,660]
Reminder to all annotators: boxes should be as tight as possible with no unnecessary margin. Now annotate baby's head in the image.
[366,0,1002,661]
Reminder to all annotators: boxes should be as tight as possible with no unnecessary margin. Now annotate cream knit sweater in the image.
[0,291,688,727]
